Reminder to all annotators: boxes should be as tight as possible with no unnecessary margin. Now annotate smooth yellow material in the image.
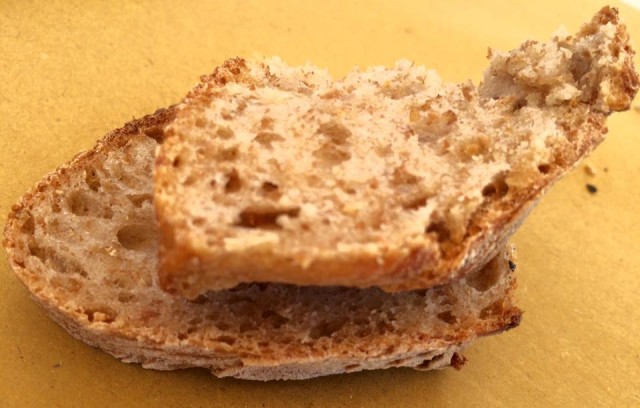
[1,1,638,406]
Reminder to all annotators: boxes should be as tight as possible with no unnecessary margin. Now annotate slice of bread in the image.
[155,7,638,298]
[3,108,521,381]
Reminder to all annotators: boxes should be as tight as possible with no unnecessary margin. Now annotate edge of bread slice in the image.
[3,108,521,380]
[154,7,638,298]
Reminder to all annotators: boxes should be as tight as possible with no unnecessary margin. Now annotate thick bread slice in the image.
[155,7,638,298]
[3,109,521,380]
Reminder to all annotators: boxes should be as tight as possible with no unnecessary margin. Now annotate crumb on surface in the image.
[586,183,598,194]
[584,164,597,176]
[508,260,516,272]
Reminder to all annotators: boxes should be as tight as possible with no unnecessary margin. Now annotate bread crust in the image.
[155,7,638,298]
[3,109,521,381]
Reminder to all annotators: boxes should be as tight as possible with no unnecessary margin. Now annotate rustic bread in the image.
[155,7,638,298]
[3,109,521,380]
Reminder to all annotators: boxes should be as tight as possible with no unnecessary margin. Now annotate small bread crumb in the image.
[584,164,597,176]
[586,183,598,194]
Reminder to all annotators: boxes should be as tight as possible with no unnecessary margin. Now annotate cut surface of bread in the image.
[155,7,638,298]
[3,109,521,380]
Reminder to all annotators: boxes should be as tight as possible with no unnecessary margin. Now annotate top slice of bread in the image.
[2,108,520,380]
[155,7,638,298]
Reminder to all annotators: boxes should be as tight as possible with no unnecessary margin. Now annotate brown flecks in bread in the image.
[154,7,638,298]
[3,109,522,380]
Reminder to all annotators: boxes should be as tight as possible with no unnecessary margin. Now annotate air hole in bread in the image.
[261,310,289,329]
[425,221,451,243]
[28,241,88,278]
[192,217,206,227]
[402,194,430,210]
[436,311,458,324]
[172,156,181,168]
[50,276,82,293]
[235,207,300,229]
[481,174,509,198]
[570,50,592,82]
[512,98,527,112]
[216,126,234,139]
[414,353,445,371]
[389,357,410,367]
[537,164,551,174]
[224,169,242,193]
[113,277,134,290]
[215,335,236,346]
[318,121,351,145]
[254,132,284,148]
[313,143,351,165]
[376,320,394,334]
[218,145,240,161]
[260,181,281,199]
[480,300,505,319]
[393,166,421,185]
[117,224,155,250]
[309,320,344,339]
[127,194,152,208]
[194,117,207,128]
[67,190,113,218]
[261,181,278,193]
[85,169,101,191]
[183,174,199,187]
[215,322,230,331]
[466,257,502,292]
[85,307,116,324]
[143,125,164,143]
[117,292,135,303]
[20,214,35,234]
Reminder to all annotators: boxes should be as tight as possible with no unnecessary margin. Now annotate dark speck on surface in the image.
[508,260,516,271]
[586,184,598,194]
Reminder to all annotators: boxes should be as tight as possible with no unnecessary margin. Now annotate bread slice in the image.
[3,108,521,381]
[154,6,638,298]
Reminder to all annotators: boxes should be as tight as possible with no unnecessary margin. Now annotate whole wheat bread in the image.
[3,108,521,380]
[155,7,638,298]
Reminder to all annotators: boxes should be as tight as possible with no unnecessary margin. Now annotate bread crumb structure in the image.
[155,7,638,297]
[3,109,521,380]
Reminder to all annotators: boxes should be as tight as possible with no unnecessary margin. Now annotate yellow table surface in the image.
[1,1,639,406]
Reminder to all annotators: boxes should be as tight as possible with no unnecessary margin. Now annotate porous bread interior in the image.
[3,114,520,380]
[155,7,638,295]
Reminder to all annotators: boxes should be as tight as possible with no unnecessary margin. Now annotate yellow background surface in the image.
[1,1,639,406]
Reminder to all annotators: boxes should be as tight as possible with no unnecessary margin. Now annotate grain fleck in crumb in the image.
[586,183,598,194]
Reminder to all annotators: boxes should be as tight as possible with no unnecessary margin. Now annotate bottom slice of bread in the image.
[3,108,522,380]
